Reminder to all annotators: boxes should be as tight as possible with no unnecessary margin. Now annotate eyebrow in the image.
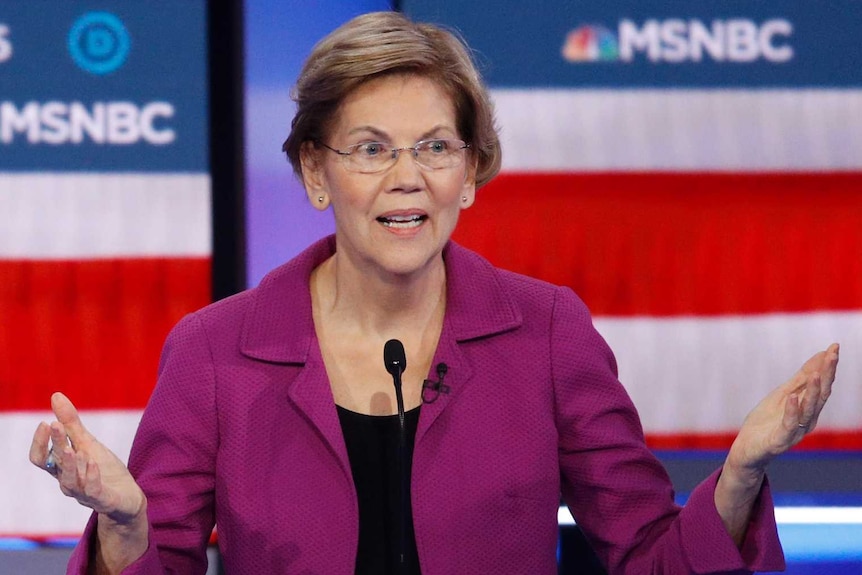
[345,124,456,141]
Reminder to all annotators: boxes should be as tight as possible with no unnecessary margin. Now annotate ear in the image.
[300,142,330,210]
[459,155,478,210]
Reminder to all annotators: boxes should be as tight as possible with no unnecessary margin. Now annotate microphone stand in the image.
[384,339,408,574]
[394,365,407,573]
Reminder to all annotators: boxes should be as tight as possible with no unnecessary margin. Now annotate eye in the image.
[424,139,449,154]
[355,142,386,157]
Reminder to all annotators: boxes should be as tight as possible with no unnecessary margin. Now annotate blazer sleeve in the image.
[550,286,785,574]
[67,313,218,575]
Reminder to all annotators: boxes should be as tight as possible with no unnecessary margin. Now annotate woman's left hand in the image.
[726,342,839,478]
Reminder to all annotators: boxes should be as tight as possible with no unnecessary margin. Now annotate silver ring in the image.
[45,447,59,477]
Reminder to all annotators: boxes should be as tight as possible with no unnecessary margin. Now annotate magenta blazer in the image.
[68,235,784,574]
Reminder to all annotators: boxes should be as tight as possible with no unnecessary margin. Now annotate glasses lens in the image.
[339,139,467,173]
[345,142,391,173]
[415,139,465,169]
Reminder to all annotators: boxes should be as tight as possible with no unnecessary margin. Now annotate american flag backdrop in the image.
[2,0,861,541]
[430,0,862,450]
[0,3,210,537]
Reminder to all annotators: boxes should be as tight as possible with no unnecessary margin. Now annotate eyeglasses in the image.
[317,138,471,174]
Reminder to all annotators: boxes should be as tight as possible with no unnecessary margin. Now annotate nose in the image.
[384,146,424,192]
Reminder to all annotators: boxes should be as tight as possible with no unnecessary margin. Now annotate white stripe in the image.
[775,507,862,525]
[0,410,141,536]
[594,311,862,433]
[557,506,862,527]
[491,89,862,172]
[0,173,211,259]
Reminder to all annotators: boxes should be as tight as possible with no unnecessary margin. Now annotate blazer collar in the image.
[240,235,522,364]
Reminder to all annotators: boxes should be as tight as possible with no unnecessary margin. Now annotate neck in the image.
[311,249,447,336]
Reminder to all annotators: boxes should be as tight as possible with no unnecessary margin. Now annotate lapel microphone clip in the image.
[421,362,450,404]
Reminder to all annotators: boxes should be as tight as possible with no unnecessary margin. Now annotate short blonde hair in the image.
[282,11,502,188]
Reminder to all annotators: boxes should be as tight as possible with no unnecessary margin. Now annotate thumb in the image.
[51,392,93,444]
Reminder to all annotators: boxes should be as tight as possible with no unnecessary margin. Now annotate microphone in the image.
[422,363,450,404]
[383,339,408,570]
[384,338,407,380]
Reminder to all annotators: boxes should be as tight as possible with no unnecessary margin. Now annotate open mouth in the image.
[376,214,427,229]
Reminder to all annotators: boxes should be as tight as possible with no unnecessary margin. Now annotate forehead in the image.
[330,74,458,140]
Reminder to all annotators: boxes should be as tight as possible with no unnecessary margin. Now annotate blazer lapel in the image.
[239,236,351,477]
[237,237,524,472]
[416,242,523,444]
[286,340,352,478]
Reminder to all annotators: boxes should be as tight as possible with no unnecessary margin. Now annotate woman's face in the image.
[303,73,476,279]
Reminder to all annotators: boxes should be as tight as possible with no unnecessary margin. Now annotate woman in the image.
[30,11,839,575]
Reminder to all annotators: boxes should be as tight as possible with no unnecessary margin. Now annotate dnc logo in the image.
[563,19,793,64]
[68,12,130,75]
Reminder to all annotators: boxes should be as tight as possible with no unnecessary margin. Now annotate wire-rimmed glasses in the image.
[318,138,470,174]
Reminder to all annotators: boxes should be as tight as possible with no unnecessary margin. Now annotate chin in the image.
[378,245,445,278]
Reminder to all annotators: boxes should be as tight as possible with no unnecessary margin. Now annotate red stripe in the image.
[0,258,210,411]
[454,172,862,316]
[646,430,862,451]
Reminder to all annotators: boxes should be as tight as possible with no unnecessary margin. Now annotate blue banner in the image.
[0,1,207,171]
[401,0,862,88]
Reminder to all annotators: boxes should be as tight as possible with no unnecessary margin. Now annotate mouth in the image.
[376,214,428,229]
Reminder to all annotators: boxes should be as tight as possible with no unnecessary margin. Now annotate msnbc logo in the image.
[563,18,793,64]
[562,25,619,62]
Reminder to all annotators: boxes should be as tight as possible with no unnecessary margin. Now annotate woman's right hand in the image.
[29,392,146,526]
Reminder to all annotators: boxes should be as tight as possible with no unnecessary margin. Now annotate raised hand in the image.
[727,342,839,474]
[714,343,839,545]
[28,392,146,524]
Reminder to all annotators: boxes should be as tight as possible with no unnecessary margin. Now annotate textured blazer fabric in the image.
[68,235,784,574]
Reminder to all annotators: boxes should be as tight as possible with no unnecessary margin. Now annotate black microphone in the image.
[422,362,450,404]
[383,339,408,571]
[384,338,407,380]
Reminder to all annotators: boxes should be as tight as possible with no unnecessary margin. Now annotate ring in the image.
[45,447,59,477]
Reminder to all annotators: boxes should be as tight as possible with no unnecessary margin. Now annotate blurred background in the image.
[1,1,860,573]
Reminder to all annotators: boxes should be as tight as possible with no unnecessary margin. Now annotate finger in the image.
[76,447,88,480]
[49,421,71,451]
[820,344,839,396]
[810,349,837,416]
[78,456,111,514]
[781,368,810,395]
[84,458,101,498]
[51,392,92,447]
[57,446,84,497]
[29,421,52,468]
[798,350,825,378]
[82,459,109,513]
[798,372,821,430]
[783,392,801,432]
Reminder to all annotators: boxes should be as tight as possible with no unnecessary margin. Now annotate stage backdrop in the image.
[401,0,862,449]
[0,2,210,537]
[244,0,391,288]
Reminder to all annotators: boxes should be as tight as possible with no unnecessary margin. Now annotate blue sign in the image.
[0,1,207,172]
[401,0,862,88]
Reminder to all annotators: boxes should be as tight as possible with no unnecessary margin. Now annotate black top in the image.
[337,405,422,575]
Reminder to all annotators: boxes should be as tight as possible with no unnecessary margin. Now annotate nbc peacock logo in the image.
[562,25,619,62]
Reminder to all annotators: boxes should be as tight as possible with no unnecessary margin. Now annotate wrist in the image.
[98,493,148,536]
[720,459,766,499]
[95,498,149,575]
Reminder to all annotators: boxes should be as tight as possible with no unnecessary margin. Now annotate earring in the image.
[461,196,468,202]
[317,196,324,203]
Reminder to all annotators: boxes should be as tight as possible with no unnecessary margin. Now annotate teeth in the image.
[379,215,425,228]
